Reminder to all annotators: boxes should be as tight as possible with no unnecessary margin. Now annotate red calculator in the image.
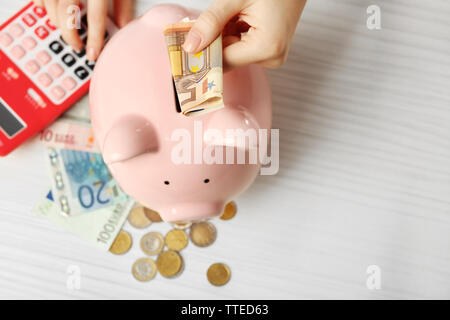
[0,1,117,156]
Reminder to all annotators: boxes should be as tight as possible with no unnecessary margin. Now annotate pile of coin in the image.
[110,201,237,286]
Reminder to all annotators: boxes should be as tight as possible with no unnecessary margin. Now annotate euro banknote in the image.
[33,191,133,251]
[45,147,129,216]
[164,20,224,116]
[39,118,100,153]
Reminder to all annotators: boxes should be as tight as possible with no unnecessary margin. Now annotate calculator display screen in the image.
[0,98,25,138]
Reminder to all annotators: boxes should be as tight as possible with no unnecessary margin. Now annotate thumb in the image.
[183,0,242,53]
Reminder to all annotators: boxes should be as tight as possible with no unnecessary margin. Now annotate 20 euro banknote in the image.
[46,147,129,216]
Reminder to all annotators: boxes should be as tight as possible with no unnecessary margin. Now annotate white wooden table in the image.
[1,0,449,299]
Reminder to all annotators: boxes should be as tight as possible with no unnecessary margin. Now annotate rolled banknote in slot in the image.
[164,20,224,116]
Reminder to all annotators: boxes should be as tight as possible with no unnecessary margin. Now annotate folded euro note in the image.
[164,20,224,116]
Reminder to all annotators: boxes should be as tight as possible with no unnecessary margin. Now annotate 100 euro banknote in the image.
[33,191,132,251]
[164,20,224,116]
[46,147,129,216]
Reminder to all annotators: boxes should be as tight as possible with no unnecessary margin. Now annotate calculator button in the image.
[73,48,86,58]
[0,33,13,47]
[51,86,66,100]
[25,60,40,74]
[33,6,47,18]
[62,53,76,67]
[46,19,57,31]
[49,63,64,78]
[49,41,64,54]
[9,24,25,38]
[22,14,37,27]
[22,36,37,50]
[35,26,49,39]
[74,66,89,80]
[85,59,95,70]
[37,73,53,87]
[28,88,46,108]
[10,45,26,59]
[62,76,77,91]
[36,50,51,65]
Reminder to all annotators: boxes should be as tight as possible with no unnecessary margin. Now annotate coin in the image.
[132,257,157,282]
[128,206,152,228]
[207,263,231,286]
[189,221,217,247]
[165,229,188,251]
[140,232,165,255]
[156,250,183,278]
[144,208,163,222]
[109,230,132,255]
[220,201,237,220]
[172,221,192,230]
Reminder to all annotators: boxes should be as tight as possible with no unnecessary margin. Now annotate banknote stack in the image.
[32,102,134,251]
[164,19,224,116]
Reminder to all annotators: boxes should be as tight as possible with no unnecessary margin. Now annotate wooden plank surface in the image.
[0,0,449,299]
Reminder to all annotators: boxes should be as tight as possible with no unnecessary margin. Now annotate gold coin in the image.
[172,221,192,230]
[220,201,237,220]
[156,250,183,278]
[207,263,231,286]
[128,206,152,228]
[109,230,132,255]
[189,221,217,247]
[140,232,165,255]
[144,208,163,222]
[165,229,188,251]
[132,257,157,282]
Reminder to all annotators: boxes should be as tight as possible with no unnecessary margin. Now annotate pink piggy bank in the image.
[90,4,272,222]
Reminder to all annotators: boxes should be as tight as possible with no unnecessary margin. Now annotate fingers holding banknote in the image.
[183,0,307,70]
[33,0,134,61]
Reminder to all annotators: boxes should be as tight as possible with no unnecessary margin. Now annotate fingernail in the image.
[183,30,201,53]
[87,47,97,62]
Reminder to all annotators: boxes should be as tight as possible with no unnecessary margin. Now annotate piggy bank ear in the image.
[102,114,158,164]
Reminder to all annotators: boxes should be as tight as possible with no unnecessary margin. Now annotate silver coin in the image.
[140,232,164,255]
[132,258,157,282]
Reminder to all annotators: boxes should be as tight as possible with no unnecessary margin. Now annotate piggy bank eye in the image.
[204,179,210,183]
[102,114,158,164]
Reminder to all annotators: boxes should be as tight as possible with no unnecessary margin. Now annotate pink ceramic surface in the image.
[90,4,272,222]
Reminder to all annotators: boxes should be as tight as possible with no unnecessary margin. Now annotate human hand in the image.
[33,0,134,61]
[183,0,306,70]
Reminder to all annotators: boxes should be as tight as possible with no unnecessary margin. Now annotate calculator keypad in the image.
[0,3,115,105]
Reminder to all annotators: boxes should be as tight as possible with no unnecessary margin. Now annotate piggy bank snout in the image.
[159,201,224,222]
[102,115,158,164]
